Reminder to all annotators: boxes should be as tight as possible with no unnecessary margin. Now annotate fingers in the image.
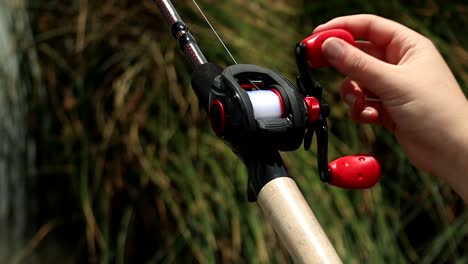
[340,79,395,131]
[355,41,385,61]
[313,14,416,48]
[321,37,397,98]
[341,79,375,122]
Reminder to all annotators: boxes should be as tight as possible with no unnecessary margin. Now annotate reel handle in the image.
[301,29,355,68]
[328,155,381,189]
[298,29,382,189]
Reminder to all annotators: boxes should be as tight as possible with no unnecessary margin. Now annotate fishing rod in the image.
[154,0,381,262]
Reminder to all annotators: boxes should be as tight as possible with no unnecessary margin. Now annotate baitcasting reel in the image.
[208,64,309,152]
[199,29,381,190]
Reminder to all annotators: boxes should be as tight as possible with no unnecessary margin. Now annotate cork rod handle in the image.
[257,177,342,264]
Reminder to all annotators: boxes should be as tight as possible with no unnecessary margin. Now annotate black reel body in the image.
[208,64,307,152]
[190,44,380,200]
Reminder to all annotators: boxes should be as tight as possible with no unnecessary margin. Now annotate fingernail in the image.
[322,38,344,61]
[362,107,378,122]
[344,93,356,105]
[362,107,374,116]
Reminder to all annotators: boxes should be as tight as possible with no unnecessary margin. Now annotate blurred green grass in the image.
[25,0,467,263]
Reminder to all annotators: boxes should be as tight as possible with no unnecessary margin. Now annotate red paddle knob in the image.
[328,155,381,189]
[301,29,355,68]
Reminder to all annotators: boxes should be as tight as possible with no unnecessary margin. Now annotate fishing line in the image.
[192,0,238,65]
[192,0,264,91]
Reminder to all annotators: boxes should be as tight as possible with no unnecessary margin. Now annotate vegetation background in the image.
[11,0,468,263]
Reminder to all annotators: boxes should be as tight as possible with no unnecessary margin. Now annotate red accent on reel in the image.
[301,29,355,68]
[240,83,256,89]
[304,96,320,123]
[270,88,286,117]
[209,99,226,136]
[328,154,381,189]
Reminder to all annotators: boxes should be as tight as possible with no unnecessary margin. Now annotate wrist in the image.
[436,104,468,202]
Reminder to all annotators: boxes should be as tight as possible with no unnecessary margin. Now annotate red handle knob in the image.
[301,29,355,68]
[328,154,381,189]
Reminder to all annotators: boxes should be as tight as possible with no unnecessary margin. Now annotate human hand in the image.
[314,15,468,201]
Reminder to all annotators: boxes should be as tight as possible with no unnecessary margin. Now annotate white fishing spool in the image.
[247,90,284,119]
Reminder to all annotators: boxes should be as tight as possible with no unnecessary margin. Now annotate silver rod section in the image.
[258,177,342,264]
[154,0,207,67]
[153,0,182,25]
[183,42,207,68]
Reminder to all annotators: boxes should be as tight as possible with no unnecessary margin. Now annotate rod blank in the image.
[154,0,207,67]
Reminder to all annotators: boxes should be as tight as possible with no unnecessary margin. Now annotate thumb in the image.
[322,37,393,95]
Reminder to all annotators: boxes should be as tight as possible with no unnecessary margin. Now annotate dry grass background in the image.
[19,0,468,263]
